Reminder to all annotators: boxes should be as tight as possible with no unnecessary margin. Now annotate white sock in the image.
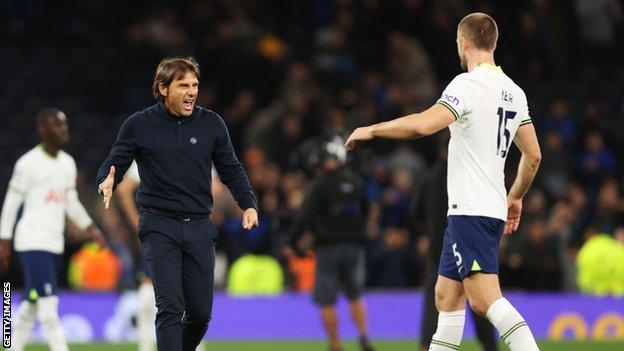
[8,300,37,351]
[137,282,156,351]
[486,298,539,351]
[36,296,69,351]
[429,310,465,350]
[195,341,207,351]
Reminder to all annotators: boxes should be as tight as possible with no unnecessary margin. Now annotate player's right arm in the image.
[116,175,140,233]
[345,75,470,150]
[505,123,542,234]
[0,158,29,272]
[96,115,139,209]
[345,104,455,149]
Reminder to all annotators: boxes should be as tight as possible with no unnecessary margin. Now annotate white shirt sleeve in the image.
[0,159,29,239]
[125,161,140,184]
[519,93,532,126]
[436,75,476,121]
[65,159,93,230]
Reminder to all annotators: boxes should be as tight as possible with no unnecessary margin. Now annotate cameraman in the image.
[289,135,374,351]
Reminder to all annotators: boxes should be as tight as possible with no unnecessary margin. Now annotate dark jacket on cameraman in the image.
[289,167,369,247]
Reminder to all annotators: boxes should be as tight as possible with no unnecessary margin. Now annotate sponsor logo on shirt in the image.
[45,189,66,203]
[442,94,460,106]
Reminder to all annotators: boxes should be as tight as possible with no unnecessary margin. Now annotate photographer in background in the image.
[289,134,374,351]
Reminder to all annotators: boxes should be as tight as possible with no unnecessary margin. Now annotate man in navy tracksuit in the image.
[96,57,258,351]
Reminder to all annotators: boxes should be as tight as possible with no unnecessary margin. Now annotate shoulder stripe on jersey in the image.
[519,120,533,127]
[8,185,26,196]
[437,100,460,120]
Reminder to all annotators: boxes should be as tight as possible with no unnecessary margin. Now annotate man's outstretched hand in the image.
[242,208,259,230]
[98,166,115,209]
[345,126,374,150]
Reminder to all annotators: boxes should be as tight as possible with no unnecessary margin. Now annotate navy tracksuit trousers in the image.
[138,209,217,351]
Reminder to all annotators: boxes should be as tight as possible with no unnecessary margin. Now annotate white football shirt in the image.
[437,63,532,221]
[0,145,93,253]
[126,161,140,184]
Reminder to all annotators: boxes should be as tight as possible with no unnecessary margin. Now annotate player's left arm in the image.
[66,163,107,248]
[345,102,456,150]
[0,158,32,272]
[116,176,140,233]
[505,122,542,234]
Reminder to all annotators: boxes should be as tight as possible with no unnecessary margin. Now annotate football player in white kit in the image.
[345,13,542,351]
[0,108,106,351]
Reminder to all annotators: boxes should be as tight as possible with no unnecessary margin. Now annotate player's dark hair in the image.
[458,12,498,51]
[36,107,63,125]
[152,57,201,101]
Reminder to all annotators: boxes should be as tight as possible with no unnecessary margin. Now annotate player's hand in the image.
[242,208,259,230]
[505,196,523,235]
[345,126,374,150]
[98,166,115,209]
[87,225,107,249]
[0,239,11,274]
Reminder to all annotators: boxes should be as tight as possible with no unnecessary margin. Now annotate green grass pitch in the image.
[16,340,624,351]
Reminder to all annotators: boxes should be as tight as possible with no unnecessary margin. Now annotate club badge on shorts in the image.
[190,137,197,144]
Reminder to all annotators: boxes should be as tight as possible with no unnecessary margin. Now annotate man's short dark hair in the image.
[458,13,498,52]
[152,57,201,101]
[36,107,63,125]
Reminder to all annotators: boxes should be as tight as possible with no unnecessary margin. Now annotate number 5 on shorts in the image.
[452,243,463,267]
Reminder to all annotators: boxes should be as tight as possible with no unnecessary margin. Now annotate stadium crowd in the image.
[1,0,623,293]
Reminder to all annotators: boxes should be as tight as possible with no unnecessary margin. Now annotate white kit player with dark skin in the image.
[0,108,106,351]
[346,13,542,351]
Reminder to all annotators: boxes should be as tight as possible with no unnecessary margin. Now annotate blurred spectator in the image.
[380,168,413,229]
[577,131,616,184]
[518,219,562,290]
[593,179,624,235]
[575,0,623,61]
[540,132,570,198]
[368,227,419,287]
[387,32,437,110]
[544,99,576,146]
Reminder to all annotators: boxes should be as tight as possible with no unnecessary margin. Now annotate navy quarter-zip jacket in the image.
[96,102,256,216]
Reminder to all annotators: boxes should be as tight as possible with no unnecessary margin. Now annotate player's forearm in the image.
[0,190,24,240]
[65,190,94,230]
[370,114,426,140]
[509,153,541,199]
[117,190,140,231]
